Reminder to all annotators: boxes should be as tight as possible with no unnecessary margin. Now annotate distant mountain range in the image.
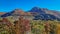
[0,12,5,15]
[0,7,60,20]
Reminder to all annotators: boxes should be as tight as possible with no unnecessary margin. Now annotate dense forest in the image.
[0,16,60,34]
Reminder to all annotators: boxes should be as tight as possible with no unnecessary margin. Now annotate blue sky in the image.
[0,0,60,12]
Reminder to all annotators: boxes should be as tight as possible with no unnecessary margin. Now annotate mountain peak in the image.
[32,7,41,10]
[14,9,23,12]
[32,7,48,10]
[12,9,24,14]
[29,7,46,14]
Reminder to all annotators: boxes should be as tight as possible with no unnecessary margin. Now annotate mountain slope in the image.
[33,14,60,20]
[1,7,60,20]
[1,9,31,17]
[0,12,5,15]
[29,7,60,20]
[1,11,14,17]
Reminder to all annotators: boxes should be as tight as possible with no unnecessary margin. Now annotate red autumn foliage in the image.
[2,18,12,27]
[19,16,31,31]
